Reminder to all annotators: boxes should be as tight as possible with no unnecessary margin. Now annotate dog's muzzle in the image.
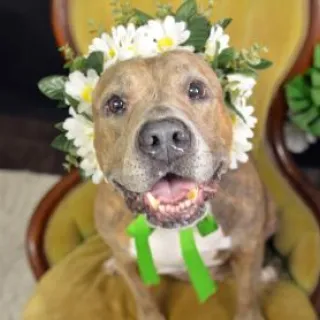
[138,118,192,164]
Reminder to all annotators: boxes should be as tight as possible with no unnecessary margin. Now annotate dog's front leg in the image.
[107,239,165,320]
[95,185,164,320]
[232,237,264,320]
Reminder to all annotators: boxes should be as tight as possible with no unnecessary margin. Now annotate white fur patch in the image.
[129,225,232,275]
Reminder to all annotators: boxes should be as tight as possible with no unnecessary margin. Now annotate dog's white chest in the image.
[129,226,232,274]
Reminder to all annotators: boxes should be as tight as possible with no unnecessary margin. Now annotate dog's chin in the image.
[114,167,223,229]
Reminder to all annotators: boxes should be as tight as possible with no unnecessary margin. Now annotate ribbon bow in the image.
[127,213,219,302]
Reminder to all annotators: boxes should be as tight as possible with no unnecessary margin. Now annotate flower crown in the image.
[39,0,272,184]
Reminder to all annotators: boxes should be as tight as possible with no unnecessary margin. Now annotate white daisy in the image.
[64,69,99,115]
[233,100,257,129]
[80,154,104,184]
[62,108,103,183]
[88,33,118,68]
[205,25,230,62]
[226,74,256,99]
[136,15,193,57]
[229,105,257,169]
[63,108,94,157]
[89,24,139,68]
[111,23,139,60]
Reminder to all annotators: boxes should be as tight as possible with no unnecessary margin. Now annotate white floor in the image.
[0,170,59,320]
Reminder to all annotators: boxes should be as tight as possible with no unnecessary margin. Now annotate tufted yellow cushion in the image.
[44,182,97,265]
[25,234,317,320]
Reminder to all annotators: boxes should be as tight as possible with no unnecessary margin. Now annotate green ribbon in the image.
[197,214,218,237]
[127,215,160,285]
[127,213,219,302]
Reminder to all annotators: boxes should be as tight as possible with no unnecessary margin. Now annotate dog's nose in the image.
[138,119,192,163]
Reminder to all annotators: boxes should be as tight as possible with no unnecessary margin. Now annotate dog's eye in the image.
[105,95,126,115]
[188,81,206,100]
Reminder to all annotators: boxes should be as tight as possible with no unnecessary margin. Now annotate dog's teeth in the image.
[187,187,198,201]
[146,192,160,210]
[159,205,165,213]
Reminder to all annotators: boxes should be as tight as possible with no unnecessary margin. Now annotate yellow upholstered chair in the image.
[24,1,320,319]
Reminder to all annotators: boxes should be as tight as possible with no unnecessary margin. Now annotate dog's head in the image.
[93,50,233,228]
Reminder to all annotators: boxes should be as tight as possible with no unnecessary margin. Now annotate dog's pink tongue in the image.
[150,176,196,203]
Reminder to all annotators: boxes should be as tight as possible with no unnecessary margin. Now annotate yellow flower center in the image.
[87,130,94,140]
[205,43,216,62]
[127,45,135,52]
[157,37,174,52]
[205,53,214,62]
[81,85,93,103]
[108,48,116,59]
[230,113,237,124]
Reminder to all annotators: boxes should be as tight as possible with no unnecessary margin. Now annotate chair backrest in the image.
[265,0,320,310]
[267,0,320,217]
[46,0,320,311]
[25,170,80,279]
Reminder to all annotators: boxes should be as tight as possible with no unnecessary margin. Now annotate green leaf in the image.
[57,100,68,108]
[38,76,66,100]
[62,162,72,172]
[79,168,89,181]
[285,75,312,112]
[309,118,320,136]
[63,61,72,69]
[54,122,65,132]
[311,68,320,88]
[235,68,258,79]
[214,68,224,79]
[285,81,309,101]
[65,154,79,167]
[184,15,211,51]
[216,18,232,29]
[51,134,74,153]
[86,51,104,75]
[64,94,79,108]
[134,9,153,24]
[290,107,319,131]
[218,47,236,67]
[313,44,320,69]
[285,75,310,99]
[224,92,246,123]
[63,153,79,173]
[175,0,197,21]
[249,59,272,69]
[287,99,310,112]
[70,56,87,72]
[285,84,306,100]
[311,88,320,105]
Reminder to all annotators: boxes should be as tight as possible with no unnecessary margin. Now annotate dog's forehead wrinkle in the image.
[100,58,152,91]
[171,62,191,75]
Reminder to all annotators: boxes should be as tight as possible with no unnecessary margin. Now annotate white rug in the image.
[0,170,60,320]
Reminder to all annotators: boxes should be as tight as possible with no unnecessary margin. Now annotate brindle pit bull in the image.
[93,50,277,320]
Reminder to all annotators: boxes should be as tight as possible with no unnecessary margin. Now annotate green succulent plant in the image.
[285,44,320,136]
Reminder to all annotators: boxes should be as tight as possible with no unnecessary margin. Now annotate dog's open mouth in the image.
[119,172,219,229]
[143,174,217,228]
